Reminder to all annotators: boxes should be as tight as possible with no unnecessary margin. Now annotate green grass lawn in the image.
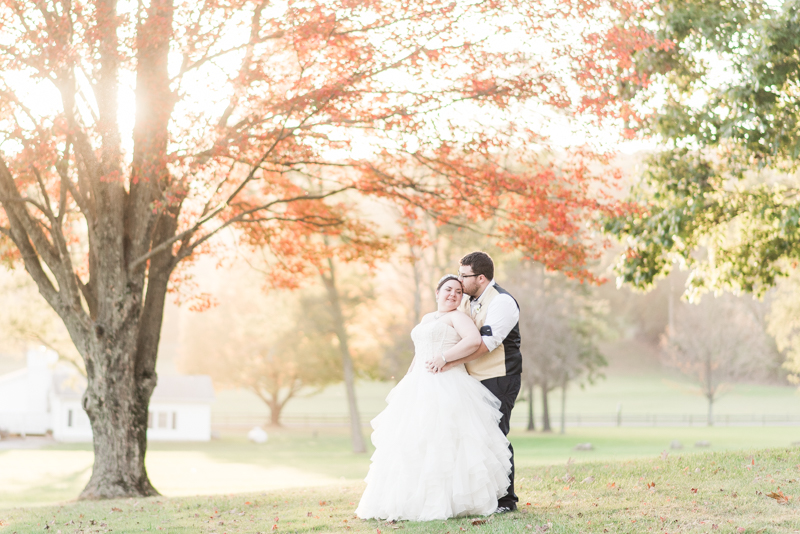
[3,448,799,533]
[2,426,800,512]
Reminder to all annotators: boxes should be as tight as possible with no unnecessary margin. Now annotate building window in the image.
[147,411,179,431]
[67,409,73,428]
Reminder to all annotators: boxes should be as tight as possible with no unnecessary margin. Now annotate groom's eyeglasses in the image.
[457,273,480,279]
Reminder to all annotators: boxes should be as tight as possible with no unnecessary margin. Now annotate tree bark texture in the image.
[541,380,552,432]
[321,261,367,453]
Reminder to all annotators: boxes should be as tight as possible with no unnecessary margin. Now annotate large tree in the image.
[602,0,800,296]
[0,0,620,499]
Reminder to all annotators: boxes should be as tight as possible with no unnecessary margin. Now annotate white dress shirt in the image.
[469,280,520,352]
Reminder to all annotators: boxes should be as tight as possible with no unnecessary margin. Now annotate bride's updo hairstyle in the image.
[436,274,463,292]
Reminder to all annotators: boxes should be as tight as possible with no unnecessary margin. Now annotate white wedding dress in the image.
[355,315,512,521]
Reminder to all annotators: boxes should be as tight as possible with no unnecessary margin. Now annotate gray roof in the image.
[52,373,215,404]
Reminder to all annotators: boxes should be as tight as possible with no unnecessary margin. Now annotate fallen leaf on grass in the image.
[471,519,486,526]
[690,488,698,494]
[111,507,122,512]
[606,482,615,489]
[766,490,791,504]
[647,482,656,489]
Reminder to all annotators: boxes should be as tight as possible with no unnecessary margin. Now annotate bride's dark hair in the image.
[436,274,463,292]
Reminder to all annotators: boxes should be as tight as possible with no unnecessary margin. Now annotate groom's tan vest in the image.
[458,283,522,381]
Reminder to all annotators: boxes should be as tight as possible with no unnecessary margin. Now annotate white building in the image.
[0,348,215,442]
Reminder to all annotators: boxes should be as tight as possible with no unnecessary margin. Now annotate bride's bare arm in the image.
[427,312,481,372]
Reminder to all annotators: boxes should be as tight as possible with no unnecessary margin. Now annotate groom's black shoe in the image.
[493,506,516,514]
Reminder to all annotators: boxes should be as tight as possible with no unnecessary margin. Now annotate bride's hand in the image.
[428,353,447,373]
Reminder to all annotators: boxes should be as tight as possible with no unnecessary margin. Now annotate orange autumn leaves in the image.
[0,0,630,298]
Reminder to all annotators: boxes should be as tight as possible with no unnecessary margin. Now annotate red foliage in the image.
[0,0,630,297]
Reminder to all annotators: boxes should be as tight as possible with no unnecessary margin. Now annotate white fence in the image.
[0,412,52,435]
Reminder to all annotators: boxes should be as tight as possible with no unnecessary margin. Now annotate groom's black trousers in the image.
[480,374,521,510]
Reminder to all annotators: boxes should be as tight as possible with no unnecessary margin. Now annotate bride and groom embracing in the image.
[356,251,522,522]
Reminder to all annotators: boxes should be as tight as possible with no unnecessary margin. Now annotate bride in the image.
[355,275,512,522]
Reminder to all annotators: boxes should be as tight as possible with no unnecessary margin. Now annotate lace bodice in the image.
[410,316,465,374]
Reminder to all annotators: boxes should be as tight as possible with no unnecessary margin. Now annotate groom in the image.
[427,251,522,514]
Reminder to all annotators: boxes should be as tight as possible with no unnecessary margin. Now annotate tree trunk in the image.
[78,0,176,499]
[705,352,714,427]
[526,382,535,431]
[320,260,366,453]
[707,395,714,427]
[264,391,284,428]
[560,375,567,435]
[253,388,288,428]
[541,380,552,432]
[80,340,158,499]
[269,400,283,427]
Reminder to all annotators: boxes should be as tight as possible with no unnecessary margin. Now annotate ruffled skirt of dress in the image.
[355,366,512,522]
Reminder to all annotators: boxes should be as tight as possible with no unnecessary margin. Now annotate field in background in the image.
[2,426,800,510]
[211,373,800,428]
[209,339,800,428]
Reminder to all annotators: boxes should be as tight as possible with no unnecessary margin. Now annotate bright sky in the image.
[0,0,644,168]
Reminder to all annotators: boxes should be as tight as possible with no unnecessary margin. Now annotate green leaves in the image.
[607,0,800,296]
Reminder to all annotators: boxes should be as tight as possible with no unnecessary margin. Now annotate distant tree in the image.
[507,263,608,433]
[180,260,382,428]
[661,294,778,425]
[317,252,382,453]
[180,286,341,427]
